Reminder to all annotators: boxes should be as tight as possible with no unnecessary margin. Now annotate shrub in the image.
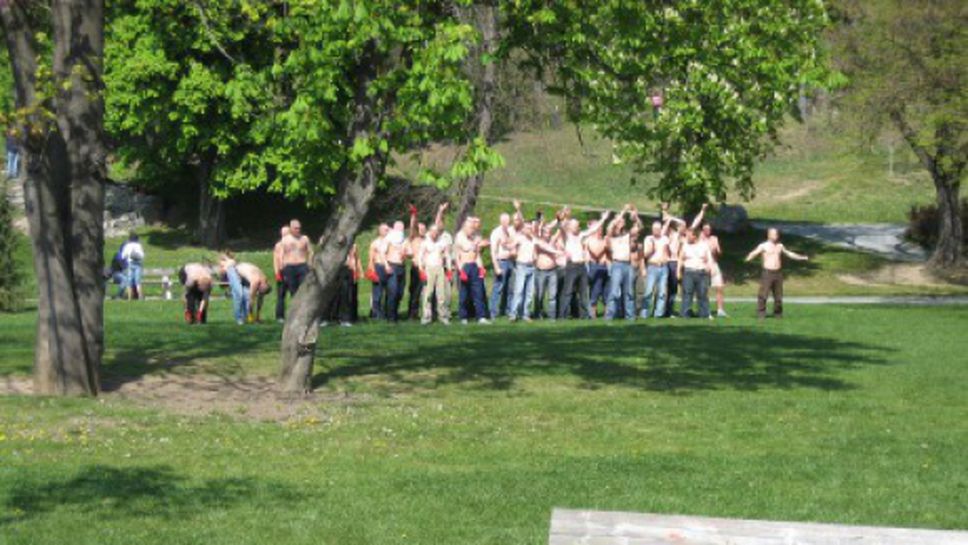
[904,199,968,252]
[0,179,25,311]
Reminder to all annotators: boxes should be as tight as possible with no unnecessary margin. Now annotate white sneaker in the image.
[717,309,729,317]
[461,319,468,325]
[340,322,353,327]
[478,318,491,325]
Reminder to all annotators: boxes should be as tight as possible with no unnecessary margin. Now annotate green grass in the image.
[455,122,935,224]
[1,302,967,544]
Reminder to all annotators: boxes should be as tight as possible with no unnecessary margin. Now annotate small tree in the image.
[830,0,966,267]
[0,178,23,311]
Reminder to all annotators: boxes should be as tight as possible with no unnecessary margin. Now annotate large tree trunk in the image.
[278,43,388,393]
[454,2,497,231]
[2,0,105,395]
[931,176,963,267]
[196,155,225,249]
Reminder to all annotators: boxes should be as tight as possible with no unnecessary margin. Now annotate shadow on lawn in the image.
[1,464,303,525]
[314,323,893,394]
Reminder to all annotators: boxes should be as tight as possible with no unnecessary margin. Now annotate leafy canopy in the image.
[505,0,830,207]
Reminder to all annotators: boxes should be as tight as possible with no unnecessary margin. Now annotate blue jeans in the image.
[509,263,535,319]
[226,265,250,323]
[640,264,668,318]
[489,259,515,319]
[6,150,19,178]
[605,262,635,320]
[588,263,609,313]
[458,263,487,320]
[370,267,388,319]
[386,263,406,322]
[534,268,558,319]
[112,270,127,298]
[126,260,143,299]
[665,261,679,317]
[682,269,710,318]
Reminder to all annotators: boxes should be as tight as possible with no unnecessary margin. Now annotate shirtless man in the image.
[326,240,362,327]
[236,262,270,323]
[639,216,674,318]
[559,211,610,319]
[662,203,705,317]
[488,209,517,319]
[745,228,809,319]
[367,223,390,319]
[219,252,250,325]
[604,204,642,320]
[454,216,490,324]
[273,226,289,322]
[677,228,714,319]
[406,206,427,320]
[416,223,452,325]
[279,219,312,317]
[507,220,560,322]
[178,262,213,324]
[585,221,610,317]
[384,219,409,322]
[701,223,728,317]
[534,224,561,320]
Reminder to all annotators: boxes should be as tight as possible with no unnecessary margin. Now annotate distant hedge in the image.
[905,199,968,253]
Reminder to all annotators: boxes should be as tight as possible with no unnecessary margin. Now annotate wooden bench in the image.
[109,267,231,300]
[549,509,968,545]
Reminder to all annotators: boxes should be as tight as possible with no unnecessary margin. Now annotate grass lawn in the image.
[1,302,966,544]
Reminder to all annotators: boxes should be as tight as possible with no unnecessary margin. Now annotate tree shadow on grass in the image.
[314,323,893,394]
[1,464,304,525]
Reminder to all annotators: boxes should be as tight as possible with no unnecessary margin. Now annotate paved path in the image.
[751,221,927,262]
[726,295,968,306]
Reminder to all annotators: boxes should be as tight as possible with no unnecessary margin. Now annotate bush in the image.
[904,198,968,251]
[0,179,25,311]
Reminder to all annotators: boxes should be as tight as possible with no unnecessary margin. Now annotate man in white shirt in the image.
[121,233,145,300]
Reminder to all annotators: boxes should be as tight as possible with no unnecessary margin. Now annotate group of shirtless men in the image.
[176,202,807,325]
[362,200,809,325]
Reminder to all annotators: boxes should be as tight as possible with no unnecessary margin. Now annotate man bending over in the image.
[179,262,213,324]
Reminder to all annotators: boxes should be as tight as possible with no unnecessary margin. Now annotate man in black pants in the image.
[273,226,289,322]
[179,263,213,324]
[558,212,609,319]
[279,219,312,317]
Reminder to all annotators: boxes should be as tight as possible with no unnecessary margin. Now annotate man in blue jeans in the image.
[488,212,516,319]
[220,253,250,325]
[454,217,491,324]
[639,218,674,318]
[604,204,641,320]
[677,227,714,319]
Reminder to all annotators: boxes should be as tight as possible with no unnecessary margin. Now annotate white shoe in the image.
[717,309,729,317]
[340,322,353,327]
[461,319,468,325]
[478,318,491,325]
[319,321,330,328]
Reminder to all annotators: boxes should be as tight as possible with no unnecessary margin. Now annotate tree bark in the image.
[278,42,388,393]
[890,110,964,268]
[1,0,105,395]
[454,2,497,232]
[195,154,225,249]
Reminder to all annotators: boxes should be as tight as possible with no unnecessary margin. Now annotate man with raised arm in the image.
[406,204,426,320]
[745,228,809,319]
[366,223,390,320]
[604,204,642,320]
[639,214,674,318]
[533,223,561,320]
[489,208,517,319]
[179,262,213,325]
[662,203,705,317]
[384,219,409,322]
[507,220,561,322]
[585,220,610,317]
[677,227,714,319]
[454,216,490,324]
[417,223,452,325]
[701,222,728,317]
[273,226,289,322]
[559,210,610,319]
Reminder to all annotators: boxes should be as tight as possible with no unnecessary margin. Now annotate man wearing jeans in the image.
[366,224,390,319]
[273,226,290,322]
[745,228,809,319]
[533,225,560,320]
[384,220,408,322]
[677,228,714,319]
[454,217,490,324]
[586,225,610,317]
[220,253,250,325]
[488,211,517,319]
[507,221,558,322]
[604,204,641,320]
[558,211,609,319]
[120,233,145,300]
[639,219,673,318]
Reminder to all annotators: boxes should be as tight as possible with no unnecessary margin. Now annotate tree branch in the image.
[192,1,237,65]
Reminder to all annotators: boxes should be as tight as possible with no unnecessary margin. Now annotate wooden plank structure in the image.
[549,509,968,545]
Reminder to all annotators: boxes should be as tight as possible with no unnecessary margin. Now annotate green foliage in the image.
[503,0,830,209]
[105,0,489,207]
[0,180,25,312]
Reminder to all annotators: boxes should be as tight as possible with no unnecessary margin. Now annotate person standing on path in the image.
[745,228,809,319]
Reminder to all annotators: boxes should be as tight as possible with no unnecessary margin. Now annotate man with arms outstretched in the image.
[745,228,809,319]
